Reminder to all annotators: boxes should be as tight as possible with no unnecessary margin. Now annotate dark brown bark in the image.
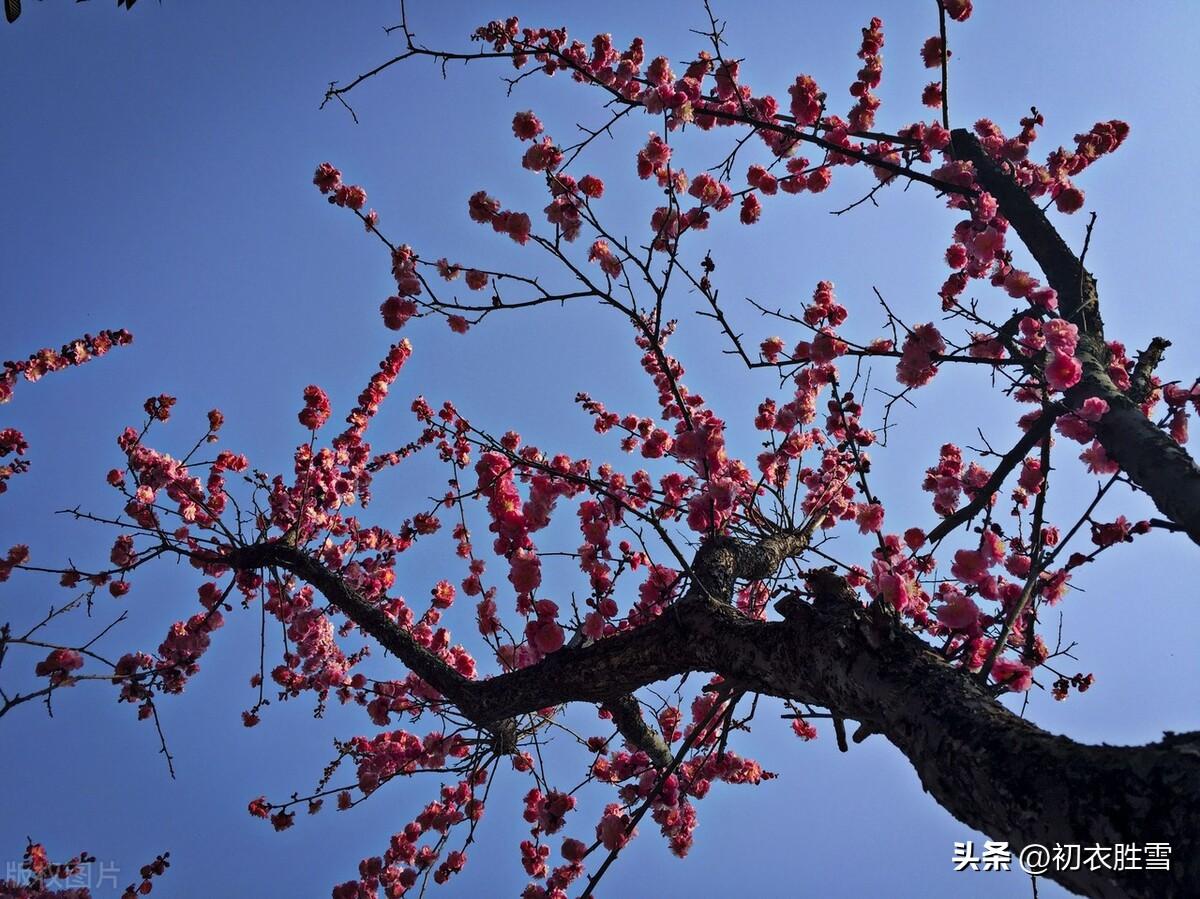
[950,130,1200,546]
[228,538,1199,898]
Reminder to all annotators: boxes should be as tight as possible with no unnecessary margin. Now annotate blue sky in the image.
[1,2,1197,896]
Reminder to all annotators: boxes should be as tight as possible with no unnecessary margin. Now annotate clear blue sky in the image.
[1,2,1197,896]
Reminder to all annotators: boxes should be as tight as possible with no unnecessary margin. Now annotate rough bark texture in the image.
[228,538,1199,898]
[951,129,1200,545]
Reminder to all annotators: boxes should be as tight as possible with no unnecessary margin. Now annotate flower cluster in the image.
[313,161,372,216]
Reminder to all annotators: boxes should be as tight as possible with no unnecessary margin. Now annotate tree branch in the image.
[227,541,1197,897]
[602,694,673,768]
[952,130,1200,545]
[1129,337,1171,404]
[926,414,1051,545]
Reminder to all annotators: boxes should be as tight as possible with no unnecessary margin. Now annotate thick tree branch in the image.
[949,131,1103,336]
[602,694,673,768]
[227,524,815,763]
[777,571,1199,899]
[229,541,1196,897]
[952,130,1200,545]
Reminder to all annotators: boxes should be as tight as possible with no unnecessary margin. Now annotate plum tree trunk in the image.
[230,539,1200,898]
